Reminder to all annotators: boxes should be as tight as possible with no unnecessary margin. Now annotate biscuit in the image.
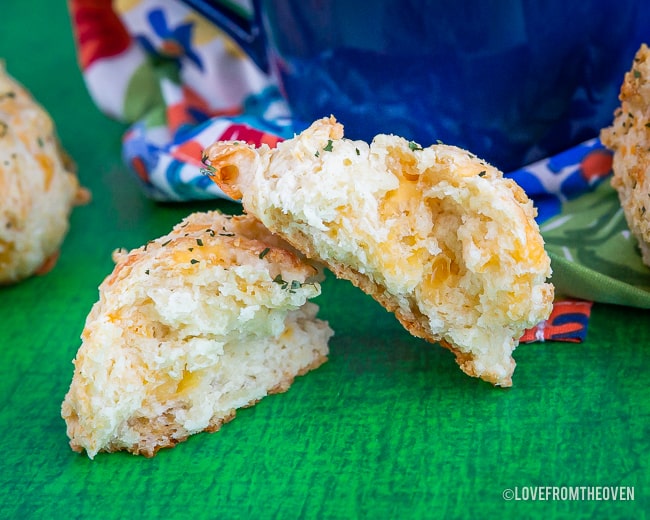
[601,44,650,266]
[61,211,333,458]
[0,63,88,284]
[204,116,554,386]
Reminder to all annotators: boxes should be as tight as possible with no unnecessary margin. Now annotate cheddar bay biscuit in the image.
[62,211,332,458]
[601,43,650,266]
[204,117,553,386]
[0,63,88,284]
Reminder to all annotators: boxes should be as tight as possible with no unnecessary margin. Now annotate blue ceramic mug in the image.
[183,0,650,171]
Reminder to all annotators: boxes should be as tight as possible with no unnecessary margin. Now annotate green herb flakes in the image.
[259,247,270,259]
[272,274,303,292]
[323,140,334,152]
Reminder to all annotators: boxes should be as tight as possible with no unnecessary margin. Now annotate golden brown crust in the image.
[204,143,257,200]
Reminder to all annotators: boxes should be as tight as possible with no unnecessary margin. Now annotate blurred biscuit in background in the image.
[601,43,650,267]
[0,63,89,285]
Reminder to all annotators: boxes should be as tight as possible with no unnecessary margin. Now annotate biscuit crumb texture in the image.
[0,63,88,284]
[601,43,650,266]
[205,116,554,386]
[61,211,332,458]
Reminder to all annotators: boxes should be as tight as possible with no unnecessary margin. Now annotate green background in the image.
[1,4,648,519]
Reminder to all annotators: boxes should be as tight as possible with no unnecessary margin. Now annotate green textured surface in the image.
[1,4,649,520]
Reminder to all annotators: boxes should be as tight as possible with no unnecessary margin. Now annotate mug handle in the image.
[178,0,269,72]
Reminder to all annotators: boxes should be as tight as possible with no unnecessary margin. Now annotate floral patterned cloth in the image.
[70,0,292,200]
[68,0,650,345]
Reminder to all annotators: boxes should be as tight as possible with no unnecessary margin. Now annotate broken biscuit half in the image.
[61,211,333,458]
[204,116,553,386]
